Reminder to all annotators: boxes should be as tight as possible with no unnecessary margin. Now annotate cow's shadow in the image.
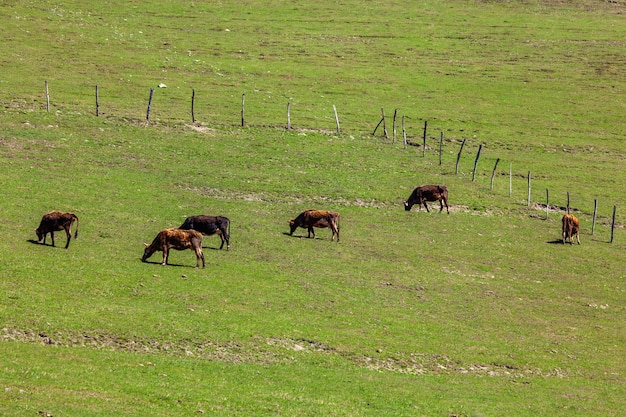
[547,239,565,244]
[28,239,65,248]
[283,232,315,239]
[202,245,223,250]
[140,259,198,268]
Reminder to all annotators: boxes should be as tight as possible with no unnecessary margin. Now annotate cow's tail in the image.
[73,214,79,239]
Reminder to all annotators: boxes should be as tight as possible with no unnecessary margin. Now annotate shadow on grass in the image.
[27,239,67,248]
[140,259,199,268]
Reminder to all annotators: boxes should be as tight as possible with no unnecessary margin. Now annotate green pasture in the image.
[1,1,624,416]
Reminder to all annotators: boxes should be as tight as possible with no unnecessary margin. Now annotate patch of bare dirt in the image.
[2,327,569,378]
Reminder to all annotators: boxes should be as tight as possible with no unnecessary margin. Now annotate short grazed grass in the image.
[1,1,624,416]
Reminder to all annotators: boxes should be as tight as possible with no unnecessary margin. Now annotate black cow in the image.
[179,215,230,250]
[404,185,449,214]
[35,211,79,248]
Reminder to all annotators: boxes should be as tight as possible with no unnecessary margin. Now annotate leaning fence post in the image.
[455,139,466,175]
[333,105,340,134]
[146,87,154,122]
[472,144,483,181]
[610,205,617,243]
[490,158,500,190]
[592,199,598,235]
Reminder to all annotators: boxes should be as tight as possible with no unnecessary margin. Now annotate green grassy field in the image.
[1,1,625,416]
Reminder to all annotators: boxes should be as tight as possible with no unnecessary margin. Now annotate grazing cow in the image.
[289,209,340,242]
[35,211,79,249]
[562,214,581,245]
[178,215,230,250]
[142,229,205,268]
[404,185,449,214]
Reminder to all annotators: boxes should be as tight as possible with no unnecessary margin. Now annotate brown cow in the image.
[289,209,340,242]
[35,211,79,249]
[404,185,449,214]
[142,229,205,268]
[178,215,230,250]
[562,214,581,245]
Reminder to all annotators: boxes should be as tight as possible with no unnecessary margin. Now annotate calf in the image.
[178,215,230,250]
[404,185,449,214]
[562,214,581,245]
[289,209,340,242]
[35,211,79,249]
[142,228,205,268]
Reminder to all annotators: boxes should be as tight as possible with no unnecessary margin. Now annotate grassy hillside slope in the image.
[1,1,624,416]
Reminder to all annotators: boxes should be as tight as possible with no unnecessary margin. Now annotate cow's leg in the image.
[308,227,315,238]
[332,222,340,242]
[162,247,168,265]
[575,231,581,245]
[195,247,205,268]
[438,198,449,213]
[50,232,55,247]
[422,200,430,212]
[64,227,72,249]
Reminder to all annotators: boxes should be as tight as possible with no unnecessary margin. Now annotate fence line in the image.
[17,81,622,242]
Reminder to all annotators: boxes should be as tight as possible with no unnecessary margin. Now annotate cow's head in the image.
[35,228,44,243]
[288,219,297,235]
[142,243,154,262]
[403,201,412,211]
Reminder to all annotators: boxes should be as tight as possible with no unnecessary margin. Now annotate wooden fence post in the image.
[567,192,571,214]
[191,88,196,124]
[472,144,483,181]
[422,120,428,157]
[422,120,428,156]
[592,199,598,235]
[455,139,466,175]
[45,80,50,113]
[95,85,100,117]
[382,108,388,139]
[241,93,245,127]
[333,105,340,134]
[392,109,397,143]
[372,108,385,137]
[439,131,443,166]
[527,171,531,207]
[402,115,407,149]
[146,88,154,122]
[610,205,617,243]
[490,158,500,190]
